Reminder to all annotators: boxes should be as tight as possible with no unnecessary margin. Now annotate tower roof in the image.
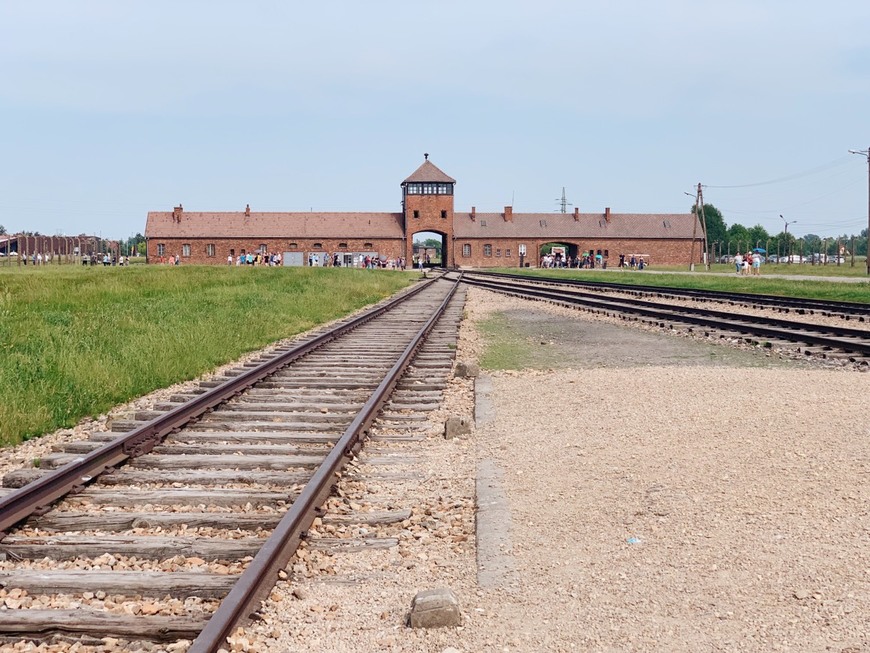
[402,156,456,184]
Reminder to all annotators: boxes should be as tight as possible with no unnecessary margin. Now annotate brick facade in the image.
[145,157,704,268]
[149,238,404,266]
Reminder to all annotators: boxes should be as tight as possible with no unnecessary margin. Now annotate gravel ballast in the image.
[1,285,867,652]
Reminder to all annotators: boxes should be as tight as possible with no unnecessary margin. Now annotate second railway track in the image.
[0,273,465,651]
[458,271,870,364]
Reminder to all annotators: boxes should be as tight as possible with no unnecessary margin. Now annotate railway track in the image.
[0,273,465,651]
[457,271,870,364]
[465,269,870,321]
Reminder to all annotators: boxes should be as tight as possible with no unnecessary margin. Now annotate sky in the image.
[1,1,869,241]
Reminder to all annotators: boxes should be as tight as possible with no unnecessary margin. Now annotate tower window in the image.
[441,210,447,219]
[413,210,420,219]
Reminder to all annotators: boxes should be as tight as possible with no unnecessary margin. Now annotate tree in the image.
[692,203,727,247]
[726,224,750,253]
[0,225,6,235]
[747,225,769,249]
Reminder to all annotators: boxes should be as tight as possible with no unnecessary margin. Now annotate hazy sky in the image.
[1,1,868,240]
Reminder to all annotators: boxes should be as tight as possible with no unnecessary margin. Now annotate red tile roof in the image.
[145,212,405,239]
[453,212,700,239]
[402,160,456,184]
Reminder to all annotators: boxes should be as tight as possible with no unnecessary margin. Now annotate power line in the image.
[703,155,853,189]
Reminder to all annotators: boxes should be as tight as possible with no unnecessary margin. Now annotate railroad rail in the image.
[0,273,464,651]
[457,271,870,362]
[464,269,870,321]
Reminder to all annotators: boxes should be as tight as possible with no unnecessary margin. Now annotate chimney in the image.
[573,207,579,221]
[245,203,251,217]
[504,206,513,222]
[172,204,183,222]
[471,206,476,221]
[604,207,611,223]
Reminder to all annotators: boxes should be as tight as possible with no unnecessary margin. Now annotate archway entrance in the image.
[411,230,448,269]
[539,242,578,268]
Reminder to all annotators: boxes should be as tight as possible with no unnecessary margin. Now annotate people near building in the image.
[734,252,743,274]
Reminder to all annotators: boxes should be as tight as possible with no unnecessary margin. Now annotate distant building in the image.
[144,156,703,267]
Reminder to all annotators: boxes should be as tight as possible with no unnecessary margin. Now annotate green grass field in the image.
[491,265,870,303]
[0,265,412,446]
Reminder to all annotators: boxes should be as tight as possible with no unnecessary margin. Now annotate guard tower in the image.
[401,154,456,267]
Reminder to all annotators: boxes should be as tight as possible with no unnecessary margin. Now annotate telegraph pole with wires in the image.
[848,147,870,275]
[698,184,710,270]
[687,183,709,270]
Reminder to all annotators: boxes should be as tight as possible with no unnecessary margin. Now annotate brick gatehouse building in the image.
[145,156,703,268]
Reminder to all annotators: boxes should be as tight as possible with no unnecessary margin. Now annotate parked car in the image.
[767,255,779,263]
[719,255,735,263]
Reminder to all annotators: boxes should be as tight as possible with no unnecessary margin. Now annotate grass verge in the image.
[491,268,870,303]
[0,265,412,446]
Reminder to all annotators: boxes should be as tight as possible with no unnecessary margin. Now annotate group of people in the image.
[617,254,647,270]
[734,251,762,276]
[230,252,283,266]
[539,252,610,269]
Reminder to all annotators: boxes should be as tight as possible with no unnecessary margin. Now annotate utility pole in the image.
[848,147,870,275]
[780,215,797,263]
[687,188,699,270]
[698,184,710,270]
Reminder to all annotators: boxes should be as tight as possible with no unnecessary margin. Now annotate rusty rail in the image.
[186,273,461,653]
[0,275,441,534]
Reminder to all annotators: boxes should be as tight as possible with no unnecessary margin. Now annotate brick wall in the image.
[146,235,701,268]
[455,238,701,268]
[146,238,406,265]
[404,192,454,266]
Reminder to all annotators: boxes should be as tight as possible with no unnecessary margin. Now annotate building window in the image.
[339,242,348,248]
[462,244,471,257]
[229,248,235,257]
[441,210,447,219]
[364,242,373,249]
[313,243,322,249]
[289,242,297,248]
[157,243,165,256]
[413,210,420,219]
[240,249,246,255]
[206,244,215,257]
[259,244,267,254]
[483,244,492,257]
[182,244,191,257]
[406,182,453,195]
[604,249,609,258]
[480,219,487,227]
[496,248,501,257]
[506,248,512,257]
